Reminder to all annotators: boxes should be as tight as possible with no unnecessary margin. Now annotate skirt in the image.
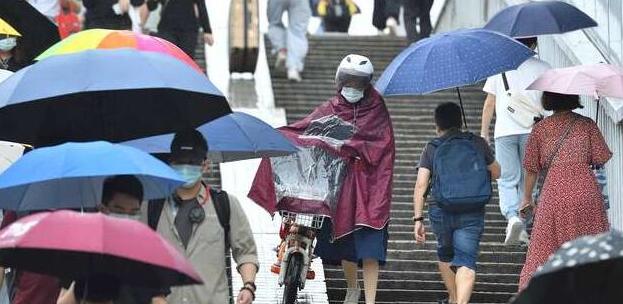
[314,220,389,266]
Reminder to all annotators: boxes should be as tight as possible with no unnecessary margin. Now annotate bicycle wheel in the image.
[282,253,303,304]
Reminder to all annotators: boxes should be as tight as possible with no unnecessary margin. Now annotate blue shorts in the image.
[428,205,485,271]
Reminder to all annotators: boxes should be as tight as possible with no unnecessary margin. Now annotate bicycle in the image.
[271,211,326,304]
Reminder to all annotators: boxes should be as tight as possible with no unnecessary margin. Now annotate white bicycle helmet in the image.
[335,54,374,89]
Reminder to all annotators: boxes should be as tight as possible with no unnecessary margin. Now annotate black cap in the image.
[170,129,208,164]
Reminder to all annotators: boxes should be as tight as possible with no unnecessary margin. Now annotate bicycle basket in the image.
[280,211,326,229]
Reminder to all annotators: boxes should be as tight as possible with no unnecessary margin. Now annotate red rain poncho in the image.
[248,87,395,238]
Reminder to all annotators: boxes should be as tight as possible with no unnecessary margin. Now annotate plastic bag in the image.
[270,115,356,213]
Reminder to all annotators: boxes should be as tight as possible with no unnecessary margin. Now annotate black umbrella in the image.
[0,0,60,66]
[0,49,231,147]
[512,230,623,304]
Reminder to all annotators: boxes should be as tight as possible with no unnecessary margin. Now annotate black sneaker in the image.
[437,299,449,304]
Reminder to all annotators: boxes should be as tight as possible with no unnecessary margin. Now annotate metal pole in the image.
[456,87,468,129]
[596,97,600,124]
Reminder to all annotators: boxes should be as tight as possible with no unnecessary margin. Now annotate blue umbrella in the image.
[375,29,534,127]
[484,1,597,38]
[123,112,297,162]
[0,49,231,147]
[0,141,184,212]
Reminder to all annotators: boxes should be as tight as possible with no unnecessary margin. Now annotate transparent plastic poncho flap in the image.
[270,115,356,212]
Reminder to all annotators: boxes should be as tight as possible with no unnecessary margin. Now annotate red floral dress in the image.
[519,112,612,290]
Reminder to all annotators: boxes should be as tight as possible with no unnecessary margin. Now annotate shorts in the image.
[428,205,485,271]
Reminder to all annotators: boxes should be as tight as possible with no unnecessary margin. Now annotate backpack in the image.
[430,132,492,212]
[147,187,231,247]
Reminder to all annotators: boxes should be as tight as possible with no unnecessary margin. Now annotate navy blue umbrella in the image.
[484,1,597,38]
[375,29,534,126]
[123,112,297,162]
[0,49,231,147]
[0,141,184,212]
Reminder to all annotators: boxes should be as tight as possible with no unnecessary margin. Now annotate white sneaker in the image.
[287,69,302,82]
[343,287,361,304]
[504,216,525,245]
[385,17,398,36]
[519,230,530,245]
[274,49,286,69]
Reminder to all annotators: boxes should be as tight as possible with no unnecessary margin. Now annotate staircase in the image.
[268,35,526,303]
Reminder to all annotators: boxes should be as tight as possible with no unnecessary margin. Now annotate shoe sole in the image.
[505,221,524,245]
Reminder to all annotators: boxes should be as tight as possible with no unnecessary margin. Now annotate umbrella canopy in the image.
[527,63,623,99]
[0,18,20,37]
[0,49,231,147]
[0,141,184,212]
[0,0,59,64]
[36,29,202,72]
[0,70,12,83]
[513,230,623,304]
[0,210,202,287]
[484,1,597,38]
[375,29,535,96]
[123,112,297,162]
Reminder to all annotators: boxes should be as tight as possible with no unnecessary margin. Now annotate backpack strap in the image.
[147,198,166,231]
[210,188,231,249]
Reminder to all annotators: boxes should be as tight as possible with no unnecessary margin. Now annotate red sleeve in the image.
[588,121,612,165]
[523,126,541,173]
[1,211,17,229]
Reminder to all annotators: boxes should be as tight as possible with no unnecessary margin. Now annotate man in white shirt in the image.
[480,37,551,245]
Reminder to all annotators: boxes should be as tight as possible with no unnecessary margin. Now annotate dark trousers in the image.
[403,0,434,43]
[324,16,351,32]
[157,31,199,59]
[372,0,401,30]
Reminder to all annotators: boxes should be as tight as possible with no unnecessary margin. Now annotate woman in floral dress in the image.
[518,92,612,290]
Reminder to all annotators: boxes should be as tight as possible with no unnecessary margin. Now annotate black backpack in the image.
[147,187,231,247]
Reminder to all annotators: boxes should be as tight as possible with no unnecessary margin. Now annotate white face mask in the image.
[108,212,141,221]
[341,87,364,104]
[0,38,16,52]
[171,164,203,188]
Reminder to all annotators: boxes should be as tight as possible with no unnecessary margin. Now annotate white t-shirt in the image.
[27,0,60,20]
[483,57,551,138]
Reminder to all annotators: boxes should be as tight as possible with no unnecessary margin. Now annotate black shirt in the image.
[83,0,146,30]
[148,0,212,33]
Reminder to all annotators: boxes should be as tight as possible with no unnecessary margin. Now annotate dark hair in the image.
[74,274,120,302]
[541,91,583,111]
[434,102,463,131]
[516,37,537,49]
[102,175,144,206]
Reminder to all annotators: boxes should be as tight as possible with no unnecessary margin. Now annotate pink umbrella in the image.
[0,210,202,288]
[527,63,623,122]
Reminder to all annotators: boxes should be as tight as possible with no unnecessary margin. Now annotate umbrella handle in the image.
[456,87,468,129]
[595,98,600,124]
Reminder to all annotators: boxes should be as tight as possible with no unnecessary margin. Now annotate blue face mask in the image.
[0,38,16,52]
[172,164,203,188]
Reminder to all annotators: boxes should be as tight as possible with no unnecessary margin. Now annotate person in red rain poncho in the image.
[249,54,395,304]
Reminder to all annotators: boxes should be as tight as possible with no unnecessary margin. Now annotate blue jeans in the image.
[428,206,485,270]
[267,0,311,72]
[494,134,529,220]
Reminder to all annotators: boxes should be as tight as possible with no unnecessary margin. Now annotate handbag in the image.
[502,73,545,128]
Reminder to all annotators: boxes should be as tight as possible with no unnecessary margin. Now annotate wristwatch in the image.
[412,216,425,222]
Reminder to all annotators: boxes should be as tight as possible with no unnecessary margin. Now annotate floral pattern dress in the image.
[519,112,612,290]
